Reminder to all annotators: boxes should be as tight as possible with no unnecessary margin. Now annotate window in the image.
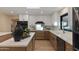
[35,21,44,30]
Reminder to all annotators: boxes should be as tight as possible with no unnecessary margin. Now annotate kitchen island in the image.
[0,32,35,51]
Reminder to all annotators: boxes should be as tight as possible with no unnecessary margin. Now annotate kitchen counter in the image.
[0,32,12,36]
[0,32,35,47]
[30,30,49,32]
[30,30,72,45]
[49,30,72,45]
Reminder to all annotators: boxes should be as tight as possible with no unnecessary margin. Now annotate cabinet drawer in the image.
[36,36,44,39]
[36,31,45,40]
[36,32,44,36]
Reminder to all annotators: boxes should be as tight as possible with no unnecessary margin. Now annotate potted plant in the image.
[22,28,30,38]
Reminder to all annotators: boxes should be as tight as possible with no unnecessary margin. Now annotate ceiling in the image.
[0,7,63,16]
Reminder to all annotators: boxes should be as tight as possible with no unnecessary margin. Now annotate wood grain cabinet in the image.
[27,34,36,51]
[56,37,65,51]
[36,31,45,40]
[49,32,57,50]
[49,32,73,51]
[36,31,50,40]
[50,34,65,51]
[26,39,33,51]
[44,31,50,40]
[65,42,73,51]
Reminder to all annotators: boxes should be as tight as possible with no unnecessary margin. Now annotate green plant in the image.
[22,28,30,38]
[24,28,30,33]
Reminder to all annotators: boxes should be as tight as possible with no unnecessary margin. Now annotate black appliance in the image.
[73,7,79,50]
[13,21,28,42]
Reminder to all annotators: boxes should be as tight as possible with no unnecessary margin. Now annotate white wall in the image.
[51,12,60,28]
[51,7,72,30]
[0,13,12,32]
[68,7,72,30]
[19,15,52,29]
[19,15,28,21]
[28,15,52,25]
[28,15,52,29]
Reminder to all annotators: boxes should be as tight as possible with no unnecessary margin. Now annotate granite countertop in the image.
[30,30,49,32]
[0,32,35,47]
[0,32,12,36]
[49,30,72,45]
[30,29,72,45]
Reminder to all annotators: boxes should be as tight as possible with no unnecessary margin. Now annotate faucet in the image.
[62,26,65,34]
[62,29,65,33]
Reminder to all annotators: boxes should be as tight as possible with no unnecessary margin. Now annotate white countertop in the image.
[0,32,12,36]
[0,32,35,47]
[49,30,72,45]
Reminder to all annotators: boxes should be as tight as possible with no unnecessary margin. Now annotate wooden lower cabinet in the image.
[32,34,36,50]
[65,42,73,51]
[35,31,50,40]
[49,32,57,50]
[36,31,45,40]
[36,31,49,40]
[49,33,65,51]
[26,39,33,51]
[44,31,50,40]
[26,34,35,51]
[49,32,73,51]
[57,37,65,51]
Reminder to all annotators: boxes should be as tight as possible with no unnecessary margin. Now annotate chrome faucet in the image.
[62,26,65,33]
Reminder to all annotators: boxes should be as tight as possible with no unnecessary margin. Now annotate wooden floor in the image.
[34,40,55,51]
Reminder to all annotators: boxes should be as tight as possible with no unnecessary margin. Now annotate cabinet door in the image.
[26,40,33,51]
[49,32,57,50]
[26,34,35,51]
[57,37,65,51]
[65,42,73,51]
[44,31,50,40]
[36,31,45,40]
[32,34,35,50]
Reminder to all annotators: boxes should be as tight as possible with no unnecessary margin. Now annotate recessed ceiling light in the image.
[10,11,14,14]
